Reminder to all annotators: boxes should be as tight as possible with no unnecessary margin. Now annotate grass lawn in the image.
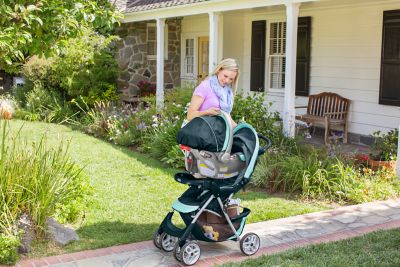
[6,120,333,257]
[223,228,400,266]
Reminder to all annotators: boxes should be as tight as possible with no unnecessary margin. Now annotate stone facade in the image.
[115,18,181,99]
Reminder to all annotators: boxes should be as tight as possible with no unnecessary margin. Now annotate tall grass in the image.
[0,119,90,264]
[252,143,400,203]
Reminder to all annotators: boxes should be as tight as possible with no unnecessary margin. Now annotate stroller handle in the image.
[257,134,272,156]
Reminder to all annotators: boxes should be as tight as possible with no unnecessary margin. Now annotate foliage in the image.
[51,29,119,106]
[370,128,398,161]
[0,120,91,248]
[231,93,290,147]
[137,80,156,97]
[15,29,119,123]
[252,142,400,204]
[0,0,122,72]
[0,233,20,265]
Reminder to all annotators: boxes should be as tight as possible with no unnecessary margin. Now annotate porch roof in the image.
[116,0,317,23]
[113,0,209,13]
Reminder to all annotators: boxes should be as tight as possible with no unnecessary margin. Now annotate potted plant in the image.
[137,80,156,97]
[368,128,398,170]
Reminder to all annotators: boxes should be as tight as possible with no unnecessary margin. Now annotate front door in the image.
[198,36,209,83]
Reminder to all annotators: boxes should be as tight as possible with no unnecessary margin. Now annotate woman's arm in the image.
[187,95,220,121]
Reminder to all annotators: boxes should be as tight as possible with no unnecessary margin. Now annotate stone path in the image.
[15,198,400,267]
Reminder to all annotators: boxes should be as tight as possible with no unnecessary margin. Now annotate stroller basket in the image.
[195,207,250,241]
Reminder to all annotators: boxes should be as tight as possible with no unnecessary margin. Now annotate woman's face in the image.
[217,69,237,87]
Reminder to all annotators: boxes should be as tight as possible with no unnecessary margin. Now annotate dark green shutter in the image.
[250,20,266,92]
[379,10,400,106]
[296,16,312,96]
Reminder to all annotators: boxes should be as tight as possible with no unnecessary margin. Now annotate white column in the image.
[156,18,165,111]
[397,125,400,179]
[209,12,220,74]
[283,3,300,137]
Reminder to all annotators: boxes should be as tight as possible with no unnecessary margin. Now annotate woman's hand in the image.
[206,107,220,116]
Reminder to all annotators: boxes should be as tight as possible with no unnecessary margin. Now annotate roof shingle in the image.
[112,0,210,13]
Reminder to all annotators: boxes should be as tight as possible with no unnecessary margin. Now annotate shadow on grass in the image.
[67,221,161,252]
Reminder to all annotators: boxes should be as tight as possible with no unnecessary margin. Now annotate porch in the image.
[115,0,400,141]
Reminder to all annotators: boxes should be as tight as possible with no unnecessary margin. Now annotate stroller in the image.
[153,111,271,266]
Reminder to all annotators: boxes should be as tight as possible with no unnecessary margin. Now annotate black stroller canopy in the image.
[177,115,228,152]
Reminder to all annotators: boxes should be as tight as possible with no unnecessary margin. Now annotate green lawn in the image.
[6,120,332,257]
[223,228,400,266]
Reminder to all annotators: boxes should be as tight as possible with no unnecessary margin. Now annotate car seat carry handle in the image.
[257,134,272,155]
[219,110,234,162]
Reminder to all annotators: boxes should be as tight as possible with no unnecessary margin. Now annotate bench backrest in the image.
[307,92,350,120]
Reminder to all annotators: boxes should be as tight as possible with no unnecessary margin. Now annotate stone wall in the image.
[115,18,181,99]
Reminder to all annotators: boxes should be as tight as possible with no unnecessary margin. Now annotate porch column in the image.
[282,3,300,137]
[209,12,220,73]
[156,18,165,111]
[397,125,400,179]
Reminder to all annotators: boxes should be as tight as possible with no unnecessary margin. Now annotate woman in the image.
[187,58,240,127]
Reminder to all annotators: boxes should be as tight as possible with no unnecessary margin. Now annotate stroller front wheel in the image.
[160,232,178,252]
[240,232,260,256]
[180,241,201,266]
[173,242,182,262]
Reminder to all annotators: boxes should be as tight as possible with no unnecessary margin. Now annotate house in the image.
[113,0,400,144]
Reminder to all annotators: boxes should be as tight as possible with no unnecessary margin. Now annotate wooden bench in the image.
[295,92,351,144]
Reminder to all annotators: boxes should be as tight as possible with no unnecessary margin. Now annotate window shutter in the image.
[250,20,266,92]
[296,16,311,96]
[379,10,400,106]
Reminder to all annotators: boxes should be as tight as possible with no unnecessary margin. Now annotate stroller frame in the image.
[154,113,271,266]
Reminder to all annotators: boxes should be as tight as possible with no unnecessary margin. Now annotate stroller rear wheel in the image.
[152,230,162,249]
[180,241,201,266]
[160,232,178,252]
[240,232,260,256]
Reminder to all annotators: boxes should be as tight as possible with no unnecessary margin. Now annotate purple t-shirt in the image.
[193,79,220,111]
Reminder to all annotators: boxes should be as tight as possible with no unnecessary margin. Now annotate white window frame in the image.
[146,23,168,61]
[267,20,286,93]
[180,34,199,80]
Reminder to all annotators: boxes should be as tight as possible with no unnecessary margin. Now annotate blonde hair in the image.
[209,58,240,95]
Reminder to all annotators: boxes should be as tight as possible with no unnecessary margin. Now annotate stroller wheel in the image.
[173,242,182,262]
[152,230,163,249]
[240,232,260,256]
[180,241,201,266]
[160,232,178,252]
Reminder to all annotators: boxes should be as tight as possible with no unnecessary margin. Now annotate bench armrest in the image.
[295,106,308,109]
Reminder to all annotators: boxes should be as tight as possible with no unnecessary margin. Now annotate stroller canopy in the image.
[177,115,230,152]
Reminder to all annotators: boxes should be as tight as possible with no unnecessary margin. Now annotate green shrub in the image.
[231,93,281,140]
[145,122,185,168]
[252,141,400,203]
[371,128,398,161]
[0,120,91,236]
[0,233,20,265]
[51,29,119,106]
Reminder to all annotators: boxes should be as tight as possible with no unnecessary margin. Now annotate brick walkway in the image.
[15,198,400,267]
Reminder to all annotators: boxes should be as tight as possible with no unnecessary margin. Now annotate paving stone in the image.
[390,213,400,220]
[360,215,389,225]
[332,214,359,224]
[348,222,368,228]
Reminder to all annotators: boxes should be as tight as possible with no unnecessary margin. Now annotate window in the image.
[147,24,156,59]
[146,23,168,60]
[269,22,286,89]
[184,38,194,75]
[379,10,400,106]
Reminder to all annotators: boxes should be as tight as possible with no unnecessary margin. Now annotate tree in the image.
[0,0,122,73]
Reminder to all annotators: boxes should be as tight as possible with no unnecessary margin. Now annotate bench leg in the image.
[343,123,348,143]
[324,116,330,145]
